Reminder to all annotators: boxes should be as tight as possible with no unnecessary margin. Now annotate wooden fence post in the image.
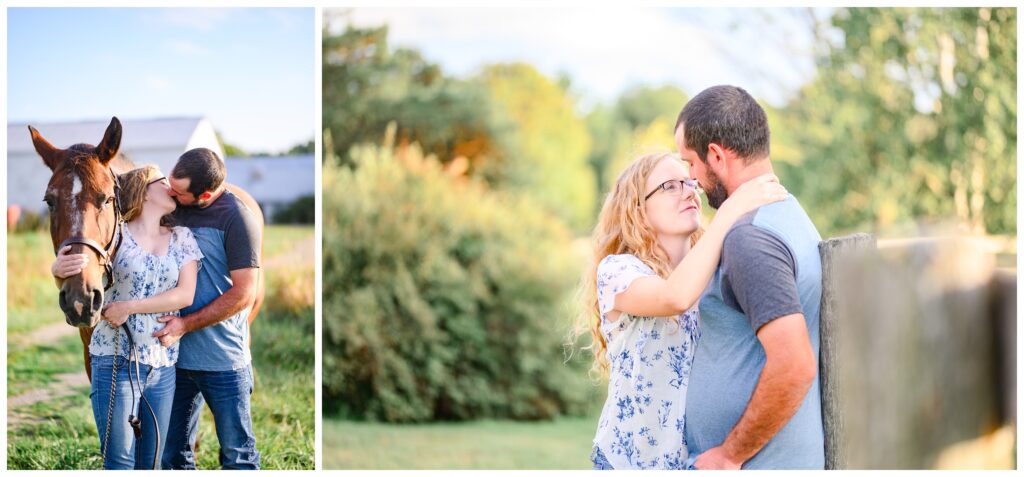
[819,233,876,470]
[819,235,1014,469]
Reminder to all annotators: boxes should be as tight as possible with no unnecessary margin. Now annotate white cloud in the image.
[145,75,171,90]
[156,8,232,32]
[166,40,209,57]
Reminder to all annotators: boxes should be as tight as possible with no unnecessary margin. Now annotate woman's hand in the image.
[102,301,135,328]
[718,173,788,221]
[51,245,89,279]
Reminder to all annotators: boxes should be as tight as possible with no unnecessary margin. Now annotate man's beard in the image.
[703,168,729,209]
[173,197,199,208]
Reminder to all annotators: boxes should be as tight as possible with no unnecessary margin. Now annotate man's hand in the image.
[52,245,89,279]
[102,301,134,327]
[153,315,187,347]
[694,446,743,470]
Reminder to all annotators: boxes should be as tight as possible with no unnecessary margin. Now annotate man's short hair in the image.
[172,148,226,196]
[675,85,770,164]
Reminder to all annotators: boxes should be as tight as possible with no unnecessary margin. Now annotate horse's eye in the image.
[98,194,114,209]
[43,197,55,211]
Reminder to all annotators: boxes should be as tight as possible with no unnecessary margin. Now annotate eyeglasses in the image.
[147,176,169,187]
[644,178,701,201]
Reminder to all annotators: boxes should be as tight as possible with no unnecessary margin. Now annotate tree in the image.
[322,23,505,176]
[780,7,1016,236]
[476,63,596,231]
[288,139,315,155]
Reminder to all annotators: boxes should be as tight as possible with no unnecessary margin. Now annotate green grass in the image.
[7,333,84,398]
[6,231,65,335]
[262,224,315,258]
[7,226,315,470]
[322,416,600,469]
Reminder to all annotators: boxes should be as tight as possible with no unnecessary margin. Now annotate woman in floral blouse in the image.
[52,165,202,469]
[574,152,786,469]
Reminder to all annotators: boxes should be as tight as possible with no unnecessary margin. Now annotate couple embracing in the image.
[580,85,824,470]
[50,149,262,470]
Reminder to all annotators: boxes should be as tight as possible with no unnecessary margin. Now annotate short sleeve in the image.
[721,224,803,332]
[172,226,204,270]
[596,254,655,322]
[225,201,262,271]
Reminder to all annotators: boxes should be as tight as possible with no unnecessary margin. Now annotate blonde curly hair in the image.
[571,152,703,376]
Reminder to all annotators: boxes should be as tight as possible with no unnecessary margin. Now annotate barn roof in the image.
[8,117,215,154]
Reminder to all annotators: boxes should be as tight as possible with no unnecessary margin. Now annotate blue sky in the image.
[335,7,827,109]
[8,8,314,153]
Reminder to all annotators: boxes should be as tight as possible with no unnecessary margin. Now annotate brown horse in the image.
[30,117,265,382]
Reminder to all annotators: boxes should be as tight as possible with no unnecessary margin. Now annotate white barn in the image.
[7,117,224,213]
[7,117,313,222]
[224,154,315,220]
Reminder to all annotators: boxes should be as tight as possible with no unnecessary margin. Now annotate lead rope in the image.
[101,326,120,467]
[99,325,161,470]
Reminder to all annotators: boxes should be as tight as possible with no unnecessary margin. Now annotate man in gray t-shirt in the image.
[674,86,824,469]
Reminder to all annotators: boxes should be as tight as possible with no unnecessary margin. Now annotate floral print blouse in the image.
[592,254,701,470]
[89,226,203,368]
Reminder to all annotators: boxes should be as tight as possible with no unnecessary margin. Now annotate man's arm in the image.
[696,314,817,468]
[695,222,816,469]
[154,267,258,347]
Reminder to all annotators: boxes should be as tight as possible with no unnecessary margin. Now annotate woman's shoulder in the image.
[170,225,195,240]
[169,226,200,251]
[598,253,654,276]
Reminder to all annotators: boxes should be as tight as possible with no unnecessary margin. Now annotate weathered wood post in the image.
[819,235,1014,469]
[819,233,876,469]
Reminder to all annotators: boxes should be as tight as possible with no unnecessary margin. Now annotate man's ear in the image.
[706,143,729,173]
[199,191,212,201]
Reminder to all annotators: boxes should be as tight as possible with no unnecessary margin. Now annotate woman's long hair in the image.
[119,165,173,225]
[570,152,704,376]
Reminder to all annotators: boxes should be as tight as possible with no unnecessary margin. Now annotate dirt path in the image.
[8,315,88,426]
[9,321,78,349]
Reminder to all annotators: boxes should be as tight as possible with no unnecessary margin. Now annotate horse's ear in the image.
[97,117,122,165]
[28,125,63,171]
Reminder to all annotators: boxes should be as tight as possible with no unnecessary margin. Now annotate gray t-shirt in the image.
[684,196,824,469]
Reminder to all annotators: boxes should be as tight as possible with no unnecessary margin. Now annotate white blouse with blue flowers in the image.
[89,226,203,368]
[592,254,701,470]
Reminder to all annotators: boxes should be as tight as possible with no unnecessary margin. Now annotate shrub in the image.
[322,141,595,422]
[272,195,315,224]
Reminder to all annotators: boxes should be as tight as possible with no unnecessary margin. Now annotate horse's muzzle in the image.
[59,285,104,328]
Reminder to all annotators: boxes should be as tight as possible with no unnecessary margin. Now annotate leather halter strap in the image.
[55,168,123,291]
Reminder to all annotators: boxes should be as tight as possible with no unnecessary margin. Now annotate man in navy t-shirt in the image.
[155,148,262,470]
[675,86,824,469]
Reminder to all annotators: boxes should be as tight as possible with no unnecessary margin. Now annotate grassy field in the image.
[7,225,314,470]
[323,415,601,469]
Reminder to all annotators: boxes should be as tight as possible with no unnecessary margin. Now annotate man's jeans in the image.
[161,365,260,469]
[90,355,176,470]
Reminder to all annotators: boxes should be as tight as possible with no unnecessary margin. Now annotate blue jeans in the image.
[161,366,260,469]
[90,354,176,470]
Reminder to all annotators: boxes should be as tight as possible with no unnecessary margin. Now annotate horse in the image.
[30,117,266,380]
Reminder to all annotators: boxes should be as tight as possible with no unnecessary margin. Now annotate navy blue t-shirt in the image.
[172,190,261,371]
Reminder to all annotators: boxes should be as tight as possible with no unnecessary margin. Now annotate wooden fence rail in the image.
[819,234,1016,469]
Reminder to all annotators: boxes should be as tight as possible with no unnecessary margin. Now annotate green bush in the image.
[11,208,49,233]
[272,194,315,224]
[322,141,595,422]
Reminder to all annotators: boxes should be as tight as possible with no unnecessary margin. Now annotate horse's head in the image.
[29,117,123,328]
